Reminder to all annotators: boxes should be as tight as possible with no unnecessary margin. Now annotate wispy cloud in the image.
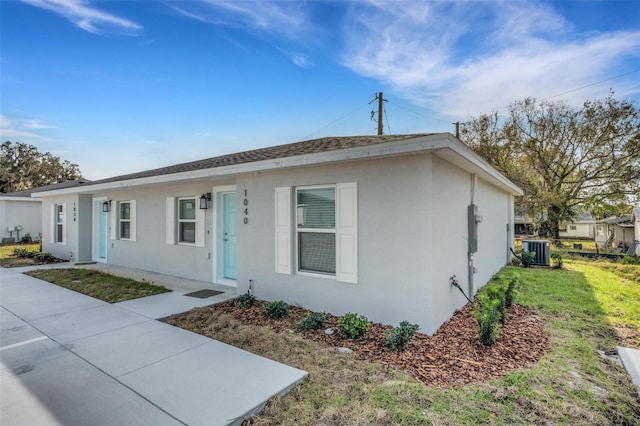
[169,0,307,39]
[340,1,640,118]
[20,0,142,35]
[276,47,312,68]
[0,114,55,142]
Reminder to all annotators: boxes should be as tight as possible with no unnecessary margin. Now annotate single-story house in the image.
[33,133,522,334]
[0,180,89,243]
[595,215,635,252]
[559,209,597,239]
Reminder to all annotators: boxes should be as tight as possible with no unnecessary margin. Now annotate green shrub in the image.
[262,300,290,319]
[620,255,640,265]
[521,251,536,268]
[33,252,57,263]
[551,251,563,268]
[338,312,370,339]
[505,276,520,308]
[13,248,30,258]
[385,321,420,351]
[474,294,501,346]
[297,311,326,330]
[21,233,32,243]
[237,291,256,308]
[487,286,507,323]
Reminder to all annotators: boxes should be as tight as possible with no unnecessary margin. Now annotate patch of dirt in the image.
[170,300,548,387]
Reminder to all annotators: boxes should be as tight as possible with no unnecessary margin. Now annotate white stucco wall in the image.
[236,155,436,331]
[559,222,595,239]
[97,181,234,282]
[0,199,42,241]
[42,194,80,261]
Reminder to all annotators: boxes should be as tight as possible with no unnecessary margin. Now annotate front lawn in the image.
[166,259,640,424]
[0,243,43,267]
[25,268,170,303]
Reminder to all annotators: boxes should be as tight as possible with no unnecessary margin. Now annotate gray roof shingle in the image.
[87,134,437,186]
[1,179,91,197]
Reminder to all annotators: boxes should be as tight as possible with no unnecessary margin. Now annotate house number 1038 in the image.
[243,189,248,224]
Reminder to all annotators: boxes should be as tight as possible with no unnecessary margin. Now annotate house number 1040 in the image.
[243,189,248,224]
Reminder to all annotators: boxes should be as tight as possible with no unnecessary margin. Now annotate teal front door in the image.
[222,192,237,280]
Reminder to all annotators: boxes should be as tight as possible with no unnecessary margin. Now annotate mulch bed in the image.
[213,300,548,387]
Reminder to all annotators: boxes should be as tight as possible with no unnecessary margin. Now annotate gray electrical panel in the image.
[468,204,480,253]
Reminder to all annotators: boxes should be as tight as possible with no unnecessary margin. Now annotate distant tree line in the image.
[1,141,83,193]
[461,92,640,238]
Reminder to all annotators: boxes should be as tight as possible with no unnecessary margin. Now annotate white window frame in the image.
[116,200,137,241]
[119,201,132,240]
[178,196,197,245]
[295,185,337,278]
[53,203,66,245]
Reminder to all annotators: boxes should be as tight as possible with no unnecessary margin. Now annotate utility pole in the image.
[377,92,384,135]
[370,92,387,135]
[453,121,460,138]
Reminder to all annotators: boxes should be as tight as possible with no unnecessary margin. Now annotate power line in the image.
[299,101,371,140]
[541,68,640,101]
[386,99,453,124]
[383,103,391,134]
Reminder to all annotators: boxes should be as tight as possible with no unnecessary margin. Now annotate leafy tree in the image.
[462,93,640,238]
[0,141,82,193]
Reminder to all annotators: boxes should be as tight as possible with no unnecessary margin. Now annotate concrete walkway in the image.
[1,267,307,425]
[618,346,640,398]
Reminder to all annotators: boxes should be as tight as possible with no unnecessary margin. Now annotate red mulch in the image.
[213,300,548,387]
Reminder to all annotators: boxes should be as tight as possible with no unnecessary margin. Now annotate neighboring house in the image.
[0,180,90,243]
[559,209,597,239]
[595,216,635,252]
[33,133,522,334]
[514,204,534,236]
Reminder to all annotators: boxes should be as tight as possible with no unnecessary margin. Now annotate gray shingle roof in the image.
[87,133,437,186]
[1,179,91,197]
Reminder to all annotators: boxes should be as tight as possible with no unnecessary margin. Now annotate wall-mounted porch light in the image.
[199,192,212,210]
[102,200,112,212]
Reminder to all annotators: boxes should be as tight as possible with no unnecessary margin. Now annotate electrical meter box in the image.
[468,204,480,253]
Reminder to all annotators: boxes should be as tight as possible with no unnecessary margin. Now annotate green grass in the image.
[25,268,170,303]
[0,243,41,267]
[167,259,640,424]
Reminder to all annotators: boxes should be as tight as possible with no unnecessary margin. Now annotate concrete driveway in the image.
[1,267,307,425]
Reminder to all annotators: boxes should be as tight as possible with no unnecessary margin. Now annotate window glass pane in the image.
[57,205,63,223]
[298,232,335,274]
[179,199,196,220]
[56,224,63,243]
[120,222,130,239]
[180,222,196,243]
[120,202,130,220]
[297,187,335,229]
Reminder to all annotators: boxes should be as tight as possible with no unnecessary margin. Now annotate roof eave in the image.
[32,134,523,197]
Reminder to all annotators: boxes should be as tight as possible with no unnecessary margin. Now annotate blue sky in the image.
[1,0,639,180]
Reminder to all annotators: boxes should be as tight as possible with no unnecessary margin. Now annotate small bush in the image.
[21,233,32,243]
[620,255,640,265]
[338,312,370,339]
[262,300,290,319]
[505,276,520,308]
[474,294,501,346]
[297,311,326,330]
[13,248,30,258]
[521,251,536,268]
[385,321,420,351]
[487,286,507,323]
[551,251,563,268]
[33,252,57,263]
[237,291,256,308]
